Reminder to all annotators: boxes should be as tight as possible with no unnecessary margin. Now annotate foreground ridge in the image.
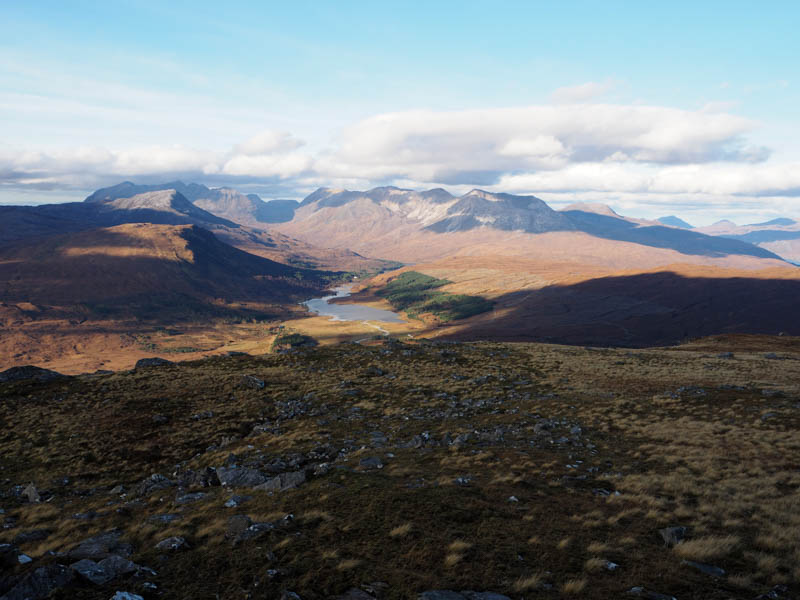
[1,335,798,599]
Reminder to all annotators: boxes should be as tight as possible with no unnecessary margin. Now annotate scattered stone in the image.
[764,352,780,359]
[603,560,620,571]
[682,560,725,577]
[225,515,253,539]
[418,593,511,600]
[148,514,181,524]
[254,470,306,493]
[152,414,169,425]
[224,495,251,508]
[239,375,266,389]
[110,593,144,600]
[717,352,734,359]
[753,584,790,600]
[659,526,688,547]
[13,529,51,545]
[358,456,384,470]
[216,466,268,488]
[69,531,133,561]
[109,485,125,495]
[176,492,207,504]
[177,467,220,489]
[134,357,174,369]
[155,536,188,552]
[0,543,21,569]
[1,563,75,600]
[280,592,302,600]
[336,589,376,600]
[21,483,40,503]
[507,496,519,502]
[18,553,33,564]
[627,587,677,600]
[134,473,174,496]
[0,365,68,384]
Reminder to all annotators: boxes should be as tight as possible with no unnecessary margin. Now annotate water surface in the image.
[301,285,405,323]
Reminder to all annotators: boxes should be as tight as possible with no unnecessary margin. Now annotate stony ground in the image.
[1,335,799,600]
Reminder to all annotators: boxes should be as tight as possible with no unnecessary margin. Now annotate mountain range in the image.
[1,180,798,359]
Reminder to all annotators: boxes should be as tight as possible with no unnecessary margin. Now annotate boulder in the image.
[659,526,687,547]
[254,470,306,493]
[155,536,188,552]
[0,366,68,384]
[134,357,174,369]
[216,466,268,488]
[69,531,132,561]
[1,564,74,600]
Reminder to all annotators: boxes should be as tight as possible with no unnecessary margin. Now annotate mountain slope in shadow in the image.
[441,269,800,347]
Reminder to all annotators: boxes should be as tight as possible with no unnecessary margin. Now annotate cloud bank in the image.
[1,101,798,221]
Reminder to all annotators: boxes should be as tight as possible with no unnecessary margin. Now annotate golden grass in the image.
[448,539,472,552]
[562,578,587,594]
[673,535,740,560]
[389,523,412,538]
[512,573,543,592]
[336,559,361,571]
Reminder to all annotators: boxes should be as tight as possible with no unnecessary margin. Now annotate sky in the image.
[1,0,799,225]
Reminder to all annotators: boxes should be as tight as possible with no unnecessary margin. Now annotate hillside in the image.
[0,336,798,599]
[0,189,390,273]
[0,223,325,312]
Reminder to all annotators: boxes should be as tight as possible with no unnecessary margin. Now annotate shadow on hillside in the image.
[442,271,800,347]
[563,210,780,259]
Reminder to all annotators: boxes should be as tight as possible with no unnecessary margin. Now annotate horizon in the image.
[2,1,799,226]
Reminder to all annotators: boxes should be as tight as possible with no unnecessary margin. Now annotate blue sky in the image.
[1,1,799,224]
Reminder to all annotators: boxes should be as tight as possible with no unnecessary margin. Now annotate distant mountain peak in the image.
[657,215,694,229]
[562,203,622,218]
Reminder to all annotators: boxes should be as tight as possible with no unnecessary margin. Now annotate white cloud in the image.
[1,102,799,223]
[233,130,305,156]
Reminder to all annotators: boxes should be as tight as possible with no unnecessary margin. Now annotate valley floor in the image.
[1,335,799,599]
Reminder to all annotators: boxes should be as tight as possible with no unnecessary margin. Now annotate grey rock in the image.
[717,352,734,359]
[134,473,174,496]
[69,531,132,561]
[13,529,51,545]
[1,563,75,600]
[335,589,376,600]
[71,558,116,585]
[224,495,251,508]
[147,513,181,524]
[110,593,144,600]
[462,594,513,600]
[155,536,188,552]
[216,466,268,488]
[0,365,68,384]
[254,470,306,493]
[21,483,40,503]
[280,592,302,600]
[239,375,266,389]
[176,492,207,504]
[134,357,174,369]
[682,560,725,577]
[0,543,21,569]
[226,515,253,539]
[627,587,677,600]
[659,526,687,547]
[753,585,790,600]
[177,467,220,489]
[358,456,384,470]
